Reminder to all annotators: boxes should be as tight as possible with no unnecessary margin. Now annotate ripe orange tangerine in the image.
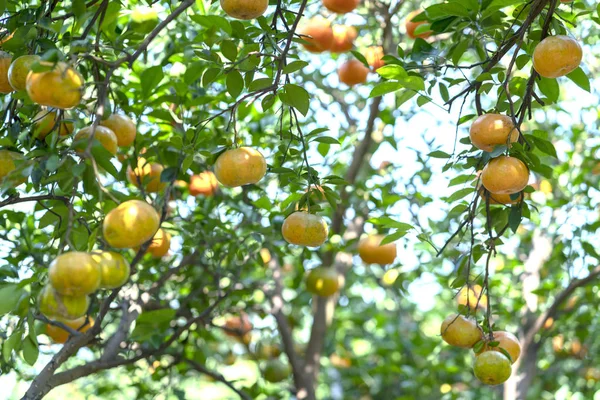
[298,18,334,53]
[46,317,94,344]
[220,0,268,20]
[478,187,523,205]
[0,51,13,93]
[100,114,136,147]
[38,285,90,320]
[92,251,131,289]
[214,147,267,187]
[282,211,328,247]
[338,59,369,86]
[457,284,488,311]
[306,266,341,297]
[8,54,40,91]
[145,228,171,258]
[49,252,101,297]
[127,158,167,193]
[533,35,582,78]
[323,0,359,14]
[473,351,512,385]
[469,114,519,152]
[330,25,358,53]
[357,235,397,265]
[0,150,26,186]
[481,156,529,195]
[440,313,483,348]
[74,126,118,155]
[364,46,385,71]
[102,199,160,249]
[26,61,84,109]
[475,331,521,364]
[32,110,74,139]
[189,171,218,196]
[406,10,432,39]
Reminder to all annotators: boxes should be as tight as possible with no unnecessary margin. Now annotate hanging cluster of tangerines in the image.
[440,34,582,385]
[296,5,432,86]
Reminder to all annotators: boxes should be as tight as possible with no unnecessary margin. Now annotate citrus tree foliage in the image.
[0,0,599,399]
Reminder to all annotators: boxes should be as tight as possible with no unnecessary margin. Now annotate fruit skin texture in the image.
[323,0,359,14]
[146,228,171,258]
[473,351,512,386]
[282,211,329,247]
[338,59,369,86]
[127,158,167,193]
[298,18,334,53]
[364,46,385,71]
[440,314,483,348]
[214,147,267,187]
[92,251,131,289]
[481,156,529,195]
[189,172,218,196]
[103,200,160,249]
[263,359,291,383]
[357,235,397,265]
[49,252,102,297]
[8,55,40,91]
[38,285,90,320]
[457,284,488,311]
[330,25,358,53]
[306,266,340,297]
[406,11,432,39]
[0,51,13,93]
[26,62,84,109]
[469,114,518,152]
[220,0,268,19]
[479,187,523,205]
[99,114,137,147]
[74,126,118,155]
[475,331,521,364]
[32,110,74,139]
[0,150,26,186]
[46,317,94,344]
[533,35,582,78]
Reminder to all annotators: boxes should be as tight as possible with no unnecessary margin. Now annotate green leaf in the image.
[283,60,309,74]
[369,81,403,98]
[0,284,26,316]
[90,141,119,179]
[312,136,340,145]
[351,50,369,67]
[527,133,557,158]
[220,40,238,62]
[508,206,522,233]
[429,150,451,159]
[226,70,244,98]
[280,84,309,116]
[447,188,474,203]
[141,66,164,98]
[3,329,22,362]
[377,65,408,80]
[22,336,38,366]
[184,62,204,85]
[72,0,87,18]
[566,67,590,92]
[381,230,409,245]
[160,167,177,183]
[451,40,470,65]
[537,77,559,103]
[248,78,273,92]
